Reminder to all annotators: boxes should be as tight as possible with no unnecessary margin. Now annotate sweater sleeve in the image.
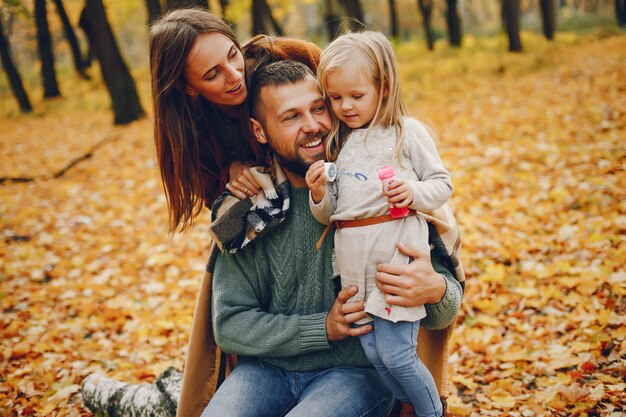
[422,249,463,330]
[309,182,337,225]
[212,248,331,357]
[404,119,454,212]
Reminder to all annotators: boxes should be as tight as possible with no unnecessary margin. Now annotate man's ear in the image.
[250,117,268,144]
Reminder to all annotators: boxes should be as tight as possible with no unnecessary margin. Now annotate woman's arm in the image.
[375,242,462,330]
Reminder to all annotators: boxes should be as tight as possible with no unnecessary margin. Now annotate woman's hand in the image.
[376,243,445,307]
[228,161,261,200]
[326,286,371,341]
[305,160,327,204]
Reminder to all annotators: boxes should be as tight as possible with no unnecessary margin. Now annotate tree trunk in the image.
[79,0,145,125]
[82,368,181,417]
[145,0,162,26]
[388,0,399,38]
[167,0,207,11]
[417,0,434,51]
[324,0,341,41]
[0,19,32,112]
[251,0,283,35]
[218,0,236,29]
[502,0,523,52]
[540,0,557,40]
[343,0,365,30]
[35,0,61,97]
[53,0,89,79]
[617,0,626,27]
[445,0,462,47]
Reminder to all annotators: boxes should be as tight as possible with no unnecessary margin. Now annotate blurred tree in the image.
[617,0,626,27]
[0,17,32,112]
[343,0,364,29]
[145,0,161,25]
[53,0,89,79]
[502,0,522,52]
[446,0,462,47]
[324,0,341,40]
[417,0,434,50]
[218,0,236,29]
[35,0,61,97]
[252,0,283,35]
[79,0,144,124]
[388,0,398,38]
[167,0,208,11]
[540,0,557,40]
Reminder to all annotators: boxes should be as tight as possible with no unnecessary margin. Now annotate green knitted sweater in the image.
[211,187,462,371]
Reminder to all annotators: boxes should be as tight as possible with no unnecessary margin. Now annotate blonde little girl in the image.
[305,31,453,417]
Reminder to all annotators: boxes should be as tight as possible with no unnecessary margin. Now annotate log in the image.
[81,367,181,417]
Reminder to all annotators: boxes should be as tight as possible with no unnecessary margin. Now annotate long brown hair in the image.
[149,9,262,232]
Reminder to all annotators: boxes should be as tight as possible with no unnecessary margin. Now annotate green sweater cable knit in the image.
[212,187,462,371]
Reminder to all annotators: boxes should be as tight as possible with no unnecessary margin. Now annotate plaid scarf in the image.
[209,159,290,253]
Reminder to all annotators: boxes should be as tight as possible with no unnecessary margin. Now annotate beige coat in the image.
[176,243,457,417]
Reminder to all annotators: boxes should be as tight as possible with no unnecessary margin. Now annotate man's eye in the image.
[285,114,298,120]
[313,106,327,113]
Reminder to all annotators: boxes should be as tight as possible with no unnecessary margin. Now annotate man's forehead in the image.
[260,76,322,116]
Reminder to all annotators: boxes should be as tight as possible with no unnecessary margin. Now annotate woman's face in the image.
[183,32,247,108]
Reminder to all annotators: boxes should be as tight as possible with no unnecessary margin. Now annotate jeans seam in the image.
[359,391,394,417]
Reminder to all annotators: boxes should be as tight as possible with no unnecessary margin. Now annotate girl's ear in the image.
[250,117,268,144]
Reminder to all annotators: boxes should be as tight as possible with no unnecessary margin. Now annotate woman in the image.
[148,9,462,417]
[150,8,321,232]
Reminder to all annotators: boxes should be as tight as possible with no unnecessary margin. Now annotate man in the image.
[178,61,463,417]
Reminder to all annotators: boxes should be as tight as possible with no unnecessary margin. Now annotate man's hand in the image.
[326,286,371,342]
[305,160,327,204]
[385,179,413,208]
[376,243,445,307]
[228,161,261,200]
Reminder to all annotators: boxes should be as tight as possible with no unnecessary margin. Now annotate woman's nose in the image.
[225,64,242,83]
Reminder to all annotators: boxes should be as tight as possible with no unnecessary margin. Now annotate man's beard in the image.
[268,132,328,178]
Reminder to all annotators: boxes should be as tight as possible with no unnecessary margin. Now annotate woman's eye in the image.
[205,70,218,81]
[229,49,238,59]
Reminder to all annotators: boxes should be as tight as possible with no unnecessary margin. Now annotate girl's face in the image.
[324,67,380,129]
[183,32,247,109]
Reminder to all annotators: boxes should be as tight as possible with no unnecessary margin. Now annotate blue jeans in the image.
[359,317,443,417]
[200,357,395,417]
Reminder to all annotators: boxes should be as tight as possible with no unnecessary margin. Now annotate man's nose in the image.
[301,113,321,134]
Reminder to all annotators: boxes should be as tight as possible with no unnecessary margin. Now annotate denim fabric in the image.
[200,357,394,417]
[359,317,443,417]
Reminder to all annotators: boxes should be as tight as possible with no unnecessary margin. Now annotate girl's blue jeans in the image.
[200,357,395,417]
[359,317,443,417]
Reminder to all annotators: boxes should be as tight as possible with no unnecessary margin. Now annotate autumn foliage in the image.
[1,33,624,416]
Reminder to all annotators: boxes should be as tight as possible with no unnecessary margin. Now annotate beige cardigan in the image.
[176,243,457,417]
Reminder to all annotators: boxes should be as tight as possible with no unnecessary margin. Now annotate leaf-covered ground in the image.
[1,33,624,416]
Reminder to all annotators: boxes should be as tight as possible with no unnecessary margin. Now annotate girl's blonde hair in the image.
[318,31,409,162]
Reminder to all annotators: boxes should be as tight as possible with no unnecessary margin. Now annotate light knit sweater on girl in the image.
[310,117,453,323]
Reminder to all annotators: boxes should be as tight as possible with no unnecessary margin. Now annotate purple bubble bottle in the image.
[377,165,410,218]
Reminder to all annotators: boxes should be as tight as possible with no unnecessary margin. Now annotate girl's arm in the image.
[405,120,454,212]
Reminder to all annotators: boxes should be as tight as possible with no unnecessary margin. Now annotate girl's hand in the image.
[376,243,445,307]
[385,179,413,208]
[305,160,327,204]
[228,161,261,200]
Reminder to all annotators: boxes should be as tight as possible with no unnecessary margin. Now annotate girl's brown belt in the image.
[315,209,417,250]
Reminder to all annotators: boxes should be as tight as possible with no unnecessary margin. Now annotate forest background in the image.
[0,0,624,416]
